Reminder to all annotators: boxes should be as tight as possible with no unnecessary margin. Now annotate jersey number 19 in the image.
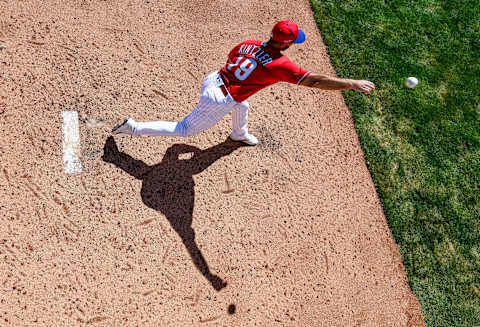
[227,56,257,81]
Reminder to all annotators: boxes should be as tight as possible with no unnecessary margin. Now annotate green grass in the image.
[309,0,480,325]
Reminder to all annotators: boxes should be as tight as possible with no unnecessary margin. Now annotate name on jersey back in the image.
[238,44,274,66]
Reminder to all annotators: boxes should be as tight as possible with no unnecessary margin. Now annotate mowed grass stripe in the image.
[309,0,479,326]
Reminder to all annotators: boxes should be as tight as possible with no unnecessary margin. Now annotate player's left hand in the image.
[352,80,375,94]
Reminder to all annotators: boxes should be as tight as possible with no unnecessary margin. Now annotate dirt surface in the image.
[0,0,425,326]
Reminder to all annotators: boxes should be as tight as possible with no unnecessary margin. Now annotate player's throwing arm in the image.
[300,73,375,94]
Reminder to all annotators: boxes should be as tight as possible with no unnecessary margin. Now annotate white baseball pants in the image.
[132,71,249,138]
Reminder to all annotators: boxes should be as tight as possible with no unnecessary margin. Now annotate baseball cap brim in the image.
[293,29,306,44]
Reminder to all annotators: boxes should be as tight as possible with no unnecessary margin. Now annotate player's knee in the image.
[174,121,190,137]
[177,121,199,137]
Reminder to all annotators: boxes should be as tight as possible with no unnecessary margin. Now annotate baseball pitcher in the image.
[112,21,375,145]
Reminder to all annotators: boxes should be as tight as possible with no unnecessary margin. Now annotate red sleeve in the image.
[274,57,311,85]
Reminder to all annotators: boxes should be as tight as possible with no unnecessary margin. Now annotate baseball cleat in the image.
[112,118,137,135]
[229,133,259,146]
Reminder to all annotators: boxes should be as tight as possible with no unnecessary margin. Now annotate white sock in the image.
[134,121,183,137]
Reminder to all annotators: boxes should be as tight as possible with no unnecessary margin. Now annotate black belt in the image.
[217,74,229,97]
[219,84,228,96]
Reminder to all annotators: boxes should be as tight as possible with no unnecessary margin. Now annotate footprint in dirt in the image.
[256,126,282,153]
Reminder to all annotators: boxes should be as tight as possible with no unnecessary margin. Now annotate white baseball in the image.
[405,77,418,88]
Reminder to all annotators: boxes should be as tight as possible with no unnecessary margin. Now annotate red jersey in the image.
[219,40,311,102]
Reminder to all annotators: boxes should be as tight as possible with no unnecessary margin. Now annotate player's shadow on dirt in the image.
[102,136,242,291]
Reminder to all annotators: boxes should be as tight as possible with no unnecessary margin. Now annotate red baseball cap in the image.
[271,20,306,44]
